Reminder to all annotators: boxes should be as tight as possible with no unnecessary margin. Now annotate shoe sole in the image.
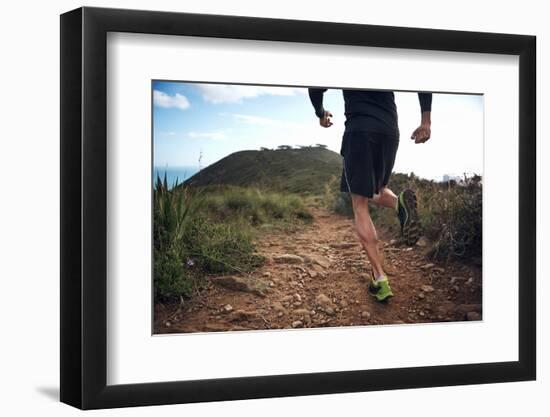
[374,293,393,302]
[368,282,394,302]
[368,292,393,302]
[400,190,421,246]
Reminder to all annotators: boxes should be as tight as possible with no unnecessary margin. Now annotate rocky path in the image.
[154,206,482,334]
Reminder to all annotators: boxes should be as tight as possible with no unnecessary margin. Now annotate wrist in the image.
[421,111,431,125]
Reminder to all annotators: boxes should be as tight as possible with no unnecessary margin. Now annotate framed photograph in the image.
[60,6,536,410]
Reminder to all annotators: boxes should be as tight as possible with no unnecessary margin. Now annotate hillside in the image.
[183,147,342,195]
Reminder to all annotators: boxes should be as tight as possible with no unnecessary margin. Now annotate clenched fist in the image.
[319,110,334,128]
[411,122,431,144]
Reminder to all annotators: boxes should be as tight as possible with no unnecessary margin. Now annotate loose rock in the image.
[293,309,310,317]
[303,253,331,269]
[210,275,267,297]
[281,295,293,303]
[315,293,333,309]
[273,254,304,264]
[450,276,466,285]
[329,242,357,249]
[324,307,335,316]
[272,302,286,314]
[230,310,257,322]
[292,320,304,328]
[466,311,482,321]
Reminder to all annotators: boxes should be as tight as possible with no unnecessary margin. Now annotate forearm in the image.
[308,88,328,118]
[418,92,432,116]
[411,93,432,143]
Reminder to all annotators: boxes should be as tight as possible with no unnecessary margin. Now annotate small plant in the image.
[153,174,202,300]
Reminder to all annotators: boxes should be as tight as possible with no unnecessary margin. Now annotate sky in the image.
[153,81,483,181]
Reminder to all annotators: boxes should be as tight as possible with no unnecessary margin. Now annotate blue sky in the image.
[153,81,483,180]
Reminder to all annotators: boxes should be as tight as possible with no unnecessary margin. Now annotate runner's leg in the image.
[350,193,385,278]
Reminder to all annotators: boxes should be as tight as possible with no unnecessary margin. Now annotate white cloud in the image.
[156,131,178,137]
[196,84,306,104]
[153,90,190,110]
[187,130,227,140]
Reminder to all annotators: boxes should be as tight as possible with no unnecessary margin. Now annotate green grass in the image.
[154,176,312,301]
[197,185,314,225]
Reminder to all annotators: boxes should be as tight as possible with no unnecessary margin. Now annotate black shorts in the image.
[340,130,399,198]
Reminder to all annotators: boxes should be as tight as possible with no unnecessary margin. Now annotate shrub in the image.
[153,177,266,301]
[425,176,482,260]
[154,180,312,301]
[154,248,195,300]
[324,172,482,261]
[153,175,200,300]
[185,217,264,275]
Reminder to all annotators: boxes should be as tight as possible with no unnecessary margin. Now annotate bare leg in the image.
[350,193,385,278]
[371,186,398,210]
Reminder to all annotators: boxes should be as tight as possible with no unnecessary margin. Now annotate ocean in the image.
[153,166,201,189]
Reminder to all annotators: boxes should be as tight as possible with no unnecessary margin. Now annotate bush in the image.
[154,248,195,300]
[185,217,264,275]
[153,177,266,301]
[324,172,483,261]
[424,176,482,260]
[154,179,312,301]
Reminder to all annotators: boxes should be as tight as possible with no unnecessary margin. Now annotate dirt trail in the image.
[154,206,482,334]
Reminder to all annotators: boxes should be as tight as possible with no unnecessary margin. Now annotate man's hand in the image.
[411,111,431,143]
[319,110,333,128]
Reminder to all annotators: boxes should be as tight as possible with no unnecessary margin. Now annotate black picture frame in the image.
[60,6,536,410]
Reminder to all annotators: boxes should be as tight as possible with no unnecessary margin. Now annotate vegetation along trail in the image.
[154,203,482,334]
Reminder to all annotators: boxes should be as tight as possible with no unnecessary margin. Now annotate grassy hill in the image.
[183,146,342,195]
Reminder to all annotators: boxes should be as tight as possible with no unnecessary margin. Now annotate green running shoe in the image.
[397,189,421,246]
[368,275,394,302]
